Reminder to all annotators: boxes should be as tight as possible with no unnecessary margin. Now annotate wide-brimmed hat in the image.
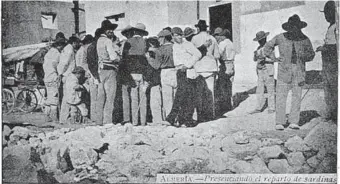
[55,32,66,40]
[72,66,85,74]
[101,20,118,31]
[213,27,230,37]
[131,23,149,36]
[171,27,183,36]
[157,30,172,37]
[52,37,67,47]
[282,14,307,31]
[184,27,195,38]
[253,31,270,41]
[320,0,336,12]
[54,37,67,43]
[121,25,133,36]
[195,20,209,28]
[82,35,94,44]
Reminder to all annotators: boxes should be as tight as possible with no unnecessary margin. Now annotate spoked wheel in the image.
[16,89,38,113]
[2,88,15,114]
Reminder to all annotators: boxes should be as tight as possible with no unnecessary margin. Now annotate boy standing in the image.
[249,31,276,114]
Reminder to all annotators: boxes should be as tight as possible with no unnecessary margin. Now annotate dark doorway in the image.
[209,3,232,41]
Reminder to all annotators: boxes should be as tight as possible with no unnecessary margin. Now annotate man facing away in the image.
[76,34,94,77]
[316,0,338,122]
[58,36,81,124]
[191,20,220,121]
[213,27,236,116]
[264,14,315,130]
[96,20,120,125]
[43,37,66,122]
[86,28,102,124]
[119,25,134,124]
[121,23,149,126]
[145,37,163,124]
[57,36,81,83]
[249,31,276,115]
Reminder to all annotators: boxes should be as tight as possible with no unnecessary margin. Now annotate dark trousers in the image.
[215,63,233,117]
[166,71,196,125]
[195,75,214,122]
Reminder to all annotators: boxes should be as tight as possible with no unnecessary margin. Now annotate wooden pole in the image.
[73,0,79,34]
[197,0,200,20]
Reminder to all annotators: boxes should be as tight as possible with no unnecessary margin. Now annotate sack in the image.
[195,55,218,73]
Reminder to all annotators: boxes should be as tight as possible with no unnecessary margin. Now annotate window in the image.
[41,12,58,29]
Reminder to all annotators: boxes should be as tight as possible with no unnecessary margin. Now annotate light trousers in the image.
[160,68,177,118]
[150,85,163,123]
[256,69,275,111]
[276,65,302,125]
[130,74,148,126]
[97,70,117,125]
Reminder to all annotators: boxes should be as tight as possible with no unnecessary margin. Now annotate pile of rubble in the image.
[2,118,337,183]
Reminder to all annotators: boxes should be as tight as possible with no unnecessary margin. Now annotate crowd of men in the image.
[42,0,338,130]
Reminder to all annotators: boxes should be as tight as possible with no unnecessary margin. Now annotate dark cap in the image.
[183,27,195,38]
[72,66,86,74]
[157,30,172,37]
[171,27,183,35]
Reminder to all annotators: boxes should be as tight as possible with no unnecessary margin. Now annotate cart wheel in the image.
[16,89,38,113]
[2,88,15,114]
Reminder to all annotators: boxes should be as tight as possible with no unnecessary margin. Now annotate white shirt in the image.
[43,47,60,83]
[75,44,90,73]
[57,44,76,78]
[191,31,220,60]
[325,23,337,45]
[218,38,235,61]
[97,34,120,68]
[173,40,202,79]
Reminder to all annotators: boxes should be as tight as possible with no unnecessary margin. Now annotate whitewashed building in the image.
[84,1,337,89]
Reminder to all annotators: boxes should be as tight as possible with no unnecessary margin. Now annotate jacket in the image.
[264,32,315,84]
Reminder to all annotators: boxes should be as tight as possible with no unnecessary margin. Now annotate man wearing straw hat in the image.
[249,31,276,115]
[316,0,338,122]
[96,20,120,125]
[264,14,315,130]
[121,23,149,126]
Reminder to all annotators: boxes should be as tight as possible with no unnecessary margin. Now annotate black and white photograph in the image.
[1,0,338,183]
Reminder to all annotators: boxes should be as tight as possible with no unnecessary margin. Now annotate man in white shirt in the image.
[166,27,202,127]
[213,27,236,115]
[57,36,81,124]
[317,0,338,122]
[76,35,94,77]
[43,37,66,122]
[96,20,120,125]
[57,36,81,83]
[192,20,220,121]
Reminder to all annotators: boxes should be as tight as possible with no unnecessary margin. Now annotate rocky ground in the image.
[2,88,337,183]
